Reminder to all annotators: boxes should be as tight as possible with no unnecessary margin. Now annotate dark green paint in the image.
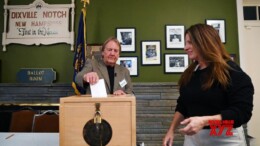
[0,0,239,83]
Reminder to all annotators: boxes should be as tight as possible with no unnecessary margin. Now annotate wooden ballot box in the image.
[59,94,136,146]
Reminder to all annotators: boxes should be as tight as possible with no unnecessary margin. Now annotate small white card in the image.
[90,79,108,98]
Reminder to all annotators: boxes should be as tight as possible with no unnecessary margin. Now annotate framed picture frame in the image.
[164,53,189,73]
[206,19,226,43]
[116,27,136,52]
[141,40,161,65]
[116,56,138,76]
[165,25,185,49]
[87,44,102,59]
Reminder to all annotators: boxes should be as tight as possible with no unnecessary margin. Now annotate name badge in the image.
[119,79,127,88]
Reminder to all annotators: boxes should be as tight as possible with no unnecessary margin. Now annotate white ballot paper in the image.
[90,79,108,98]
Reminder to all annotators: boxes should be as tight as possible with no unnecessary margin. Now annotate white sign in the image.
[2,0,75,51]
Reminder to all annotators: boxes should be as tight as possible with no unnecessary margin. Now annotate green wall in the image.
[0,0,239,83]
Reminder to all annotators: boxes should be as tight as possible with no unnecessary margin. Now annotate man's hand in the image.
[113,90,126,96]
[83,72,99,85]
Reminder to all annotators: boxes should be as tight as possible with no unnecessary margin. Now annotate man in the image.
[75,37,133,95]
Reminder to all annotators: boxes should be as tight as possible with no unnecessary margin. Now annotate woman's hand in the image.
[179,116,207,135]
[163,111,184,146]
[162,129,174,146]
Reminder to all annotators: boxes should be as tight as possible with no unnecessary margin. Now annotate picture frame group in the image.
[114,20,227,75]
[206,19,226,43]
[116,28,136,52]
[164,54,189,73]
[141,40,161,65]
[116,56,138,76]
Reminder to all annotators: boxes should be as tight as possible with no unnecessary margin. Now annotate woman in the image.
[163,24,254,146]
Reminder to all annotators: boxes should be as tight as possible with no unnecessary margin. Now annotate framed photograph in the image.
[206,19,226,43]
[116,56,138,76]
[116,28,136,52]
[141,40,161,65]
[165,25,185,49]
[87,44,102,59]
[164,54,189,73]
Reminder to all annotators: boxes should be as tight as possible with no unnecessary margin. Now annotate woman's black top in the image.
[176,61,254,128]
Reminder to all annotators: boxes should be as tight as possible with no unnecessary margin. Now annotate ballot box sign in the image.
[17,68,56,83]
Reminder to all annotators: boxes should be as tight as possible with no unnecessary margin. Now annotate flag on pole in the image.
[72,8,87,95]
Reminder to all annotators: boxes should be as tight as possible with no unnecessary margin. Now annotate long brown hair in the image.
[179,24,232,90]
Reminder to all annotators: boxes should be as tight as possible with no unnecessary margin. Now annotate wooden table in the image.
[0,132,59,146]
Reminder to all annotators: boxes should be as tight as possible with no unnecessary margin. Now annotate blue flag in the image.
[72,9,87,95]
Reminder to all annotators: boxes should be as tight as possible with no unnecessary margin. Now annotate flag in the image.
[72,8,87,95]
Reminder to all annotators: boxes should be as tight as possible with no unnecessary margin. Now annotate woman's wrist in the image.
[202,115,222,127]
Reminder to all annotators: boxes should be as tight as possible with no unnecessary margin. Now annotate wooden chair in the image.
[9,108,36,132]
[32,110,59,132]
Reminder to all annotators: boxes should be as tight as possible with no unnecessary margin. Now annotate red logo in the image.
[209,120,234,136]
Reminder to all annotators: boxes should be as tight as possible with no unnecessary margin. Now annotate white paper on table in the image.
[90,79,108,98]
